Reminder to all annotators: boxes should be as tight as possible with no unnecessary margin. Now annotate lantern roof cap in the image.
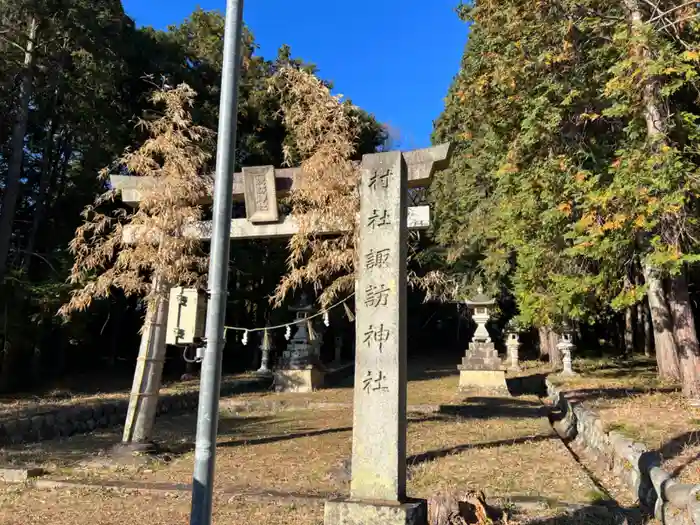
[465,286,496,307]
[289,293,316,313]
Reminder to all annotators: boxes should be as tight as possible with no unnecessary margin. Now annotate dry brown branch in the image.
[270,67,360,308]
[59,83,213,317]
[270,67,457,307]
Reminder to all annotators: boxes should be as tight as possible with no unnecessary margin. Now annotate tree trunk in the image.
[550,339,563,369]
[122,276,170,445]
[644,263,681,380]
[539,326,561,368]
[0,17,38,281]
[643,299,653,357]
[624,306,635,356]
[624,0,685,381]
[31,344,42,388]
[22,122,58,273]
[667,271,700,399]
[538,327,551,359]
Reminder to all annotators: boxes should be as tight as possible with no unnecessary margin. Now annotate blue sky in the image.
[121,1,467,149]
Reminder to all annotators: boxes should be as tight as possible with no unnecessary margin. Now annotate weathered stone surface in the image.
[16,418,31,435]
[0,467,44,482]
[0,376,271,446]
[40,424,56,440]
[273,368,324,393]
[43,414,55,428]
[111,144,452,207]
[650,466,672,498]
[30,415,45,433]
[351,151,408,503]
[3,420,17,438]
[78,407,94,421]
[324,499,426,525]
[666,483,696,507]
[688,486,700,525]
[459,340,503,380]
[458,369,507,391]
[243,165,279,223]
[547,378,700,524]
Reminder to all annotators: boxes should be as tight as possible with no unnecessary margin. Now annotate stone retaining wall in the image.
[0,376,271,446]
[546,379,700,524]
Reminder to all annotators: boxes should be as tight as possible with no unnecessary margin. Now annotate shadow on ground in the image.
[0,413,273,467]
[0,381,556,470]
[433,396,548,420]
[407,433,554,466]
[562,386,678,405]
[518,502,650,525]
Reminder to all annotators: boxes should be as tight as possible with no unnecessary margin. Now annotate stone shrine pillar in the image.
[458,287,507,391]
[274,294,325,392]
[324,151,426,525]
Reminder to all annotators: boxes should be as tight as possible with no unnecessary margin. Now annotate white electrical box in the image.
[165,286,207,346]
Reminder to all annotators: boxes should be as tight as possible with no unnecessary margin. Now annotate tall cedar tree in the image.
[432,0,700,397]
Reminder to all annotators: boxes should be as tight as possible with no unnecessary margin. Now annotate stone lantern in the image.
[274,293,325,392]
[557,320,576,376]
[465,286,496,343]
[505,318,521,371]
[458,286,506,391]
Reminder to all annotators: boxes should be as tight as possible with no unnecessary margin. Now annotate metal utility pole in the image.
[189,1,245,524]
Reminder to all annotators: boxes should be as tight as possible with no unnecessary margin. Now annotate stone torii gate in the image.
[113,143,451,243]
[112,143,452,525]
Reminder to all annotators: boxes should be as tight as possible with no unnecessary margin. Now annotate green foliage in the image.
[0,2,386,389]
[432,0,700,329]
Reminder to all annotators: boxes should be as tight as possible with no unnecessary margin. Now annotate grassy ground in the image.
[0,360,627,524]
[0,485,644,525]
[545,356,700,486]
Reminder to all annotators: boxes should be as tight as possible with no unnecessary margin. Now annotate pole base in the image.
[111,441,158,457]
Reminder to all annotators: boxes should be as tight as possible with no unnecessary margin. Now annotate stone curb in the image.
[0,467,44,482]
[546,378,700,525]
[0,376,272,447]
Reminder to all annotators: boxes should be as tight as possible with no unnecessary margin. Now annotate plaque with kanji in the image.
[243,165,279,223]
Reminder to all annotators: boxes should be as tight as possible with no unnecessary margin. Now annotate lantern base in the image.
[457,368,508,392]
[273,367,325,393]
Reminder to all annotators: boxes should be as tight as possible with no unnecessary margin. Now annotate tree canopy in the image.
[432,0,700,396]
[0,2,386,392]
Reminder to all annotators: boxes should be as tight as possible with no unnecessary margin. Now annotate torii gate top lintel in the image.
[110,143,453,208]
